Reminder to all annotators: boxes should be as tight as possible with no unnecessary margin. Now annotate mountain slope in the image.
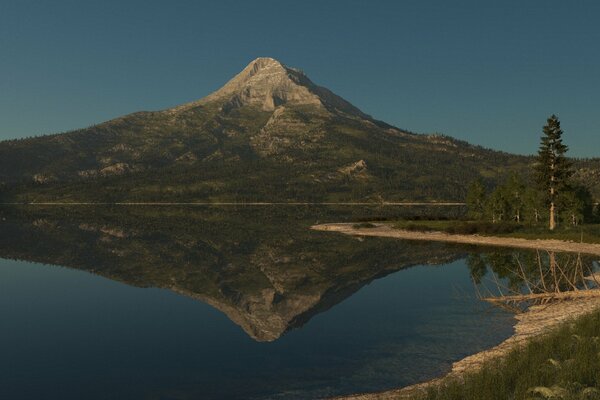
[0,57,596,202]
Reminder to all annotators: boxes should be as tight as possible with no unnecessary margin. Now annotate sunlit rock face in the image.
[187,57,369,118]
[198,57,323,111]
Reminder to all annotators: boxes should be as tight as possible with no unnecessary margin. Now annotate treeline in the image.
[466,115,599,228]
[466,174,598,226]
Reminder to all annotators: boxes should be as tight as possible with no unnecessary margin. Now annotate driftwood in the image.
[484,288,600,304]
[480,251,600,308]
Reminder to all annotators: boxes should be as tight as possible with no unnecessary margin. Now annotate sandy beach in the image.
[312,223,600,256]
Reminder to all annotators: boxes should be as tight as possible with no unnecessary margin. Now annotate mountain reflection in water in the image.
[0,206,515,400]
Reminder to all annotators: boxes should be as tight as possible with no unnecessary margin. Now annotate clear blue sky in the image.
[1,0,599,157]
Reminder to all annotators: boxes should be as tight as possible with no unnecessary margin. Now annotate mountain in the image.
[183,57,371,118]
[0,57,598,202]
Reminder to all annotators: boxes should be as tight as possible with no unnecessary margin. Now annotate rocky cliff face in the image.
[195,57,322,111]
[180,57,371,119]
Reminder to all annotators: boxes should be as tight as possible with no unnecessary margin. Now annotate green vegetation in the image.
[465,115,599,230]
[536,115,574,230]
[353,222,378,229]
[2,89,600,204]
[413,310,600,400]
[392,219,600,243]
[0,105,534,203]
[389,115,600,242]
[466,173,596,228]
[394,219,521,235]
[393,116,600,398]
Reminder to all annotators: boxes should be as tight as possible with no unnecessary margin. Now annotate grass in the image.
[391,220,600,244]
[412,310,600,400]
[495,225,600,245]
[393,220,521,235]
[353,222,378,229]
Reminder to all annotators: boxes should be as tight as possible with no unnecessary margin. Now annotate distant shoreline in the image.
[0,202,466,206]
[312,223,600,256]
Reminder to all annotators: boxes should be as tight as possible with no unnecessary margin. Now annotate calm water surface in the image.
[0,206,515,399]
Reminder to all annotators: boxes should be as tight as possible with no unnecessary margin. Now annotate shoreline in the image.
[315,222,600,399]
[311,223,600,256]
[0,202,465,206]
[331,298,600,400]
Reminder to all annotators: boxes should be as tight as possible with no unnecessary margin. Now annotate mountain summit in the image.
[181,57,371,119]
[2,57,596,203]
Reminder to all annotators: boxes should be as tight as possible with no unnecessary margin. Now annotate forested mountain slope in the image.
[0,58,597,202]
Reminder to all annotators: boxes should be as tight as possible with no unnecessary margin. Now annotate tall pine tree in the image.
[534,115,572,230]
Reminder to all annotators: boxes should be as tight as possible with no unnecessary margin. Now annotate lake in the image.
[0,206,518,399]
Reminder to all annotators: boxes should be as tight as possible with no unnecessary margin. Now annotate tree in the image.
[486,186,509,223]
[466,179,486,220]
[504,173,526,222]
[559,185,593,226]
[534,115,573,230]
[523,187,545,225]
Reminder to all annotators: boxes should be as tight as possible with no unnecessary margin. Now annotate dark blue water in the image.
[0,256,514,400]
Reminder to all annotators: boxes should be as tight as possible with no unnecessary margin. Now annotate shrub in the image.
[446,222,519,235]
[353,222,377,229]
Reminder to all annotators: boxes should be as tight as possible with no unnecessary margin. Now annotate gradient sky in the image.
[1,0,599,157]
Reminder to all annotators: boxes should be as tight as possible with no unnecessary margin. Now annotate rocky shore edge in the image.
[313,223,600,399]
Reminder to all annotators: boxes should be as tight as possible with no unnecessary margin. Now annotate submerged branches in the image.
[474,250,600,310]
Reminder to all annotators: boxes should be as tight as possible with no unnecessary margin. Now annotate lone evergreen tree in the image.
[534,115,572,230]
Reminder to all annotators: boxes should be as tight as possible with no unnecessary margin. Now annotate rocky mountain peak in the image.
[246,57,287,74]
[194,57,320,111]
[179,57,372,119]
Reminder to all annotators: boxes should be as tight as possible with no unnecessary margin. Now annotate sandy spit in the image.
[312,223,600,256]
